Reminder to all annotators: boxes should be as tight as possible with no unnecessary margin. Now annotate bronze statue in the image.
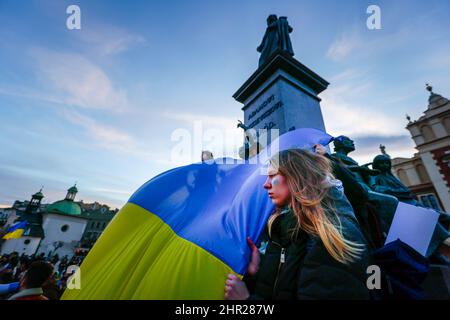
[236,120,249,131]
[370,154,417,204]
[379,144,387,155]
[332,136,378,187]
[370,153,450,259]
[257,15,294,67]
[332,135,359,166]
[237,120,260,159]
[331,135,402,240]
[332,137,449,258]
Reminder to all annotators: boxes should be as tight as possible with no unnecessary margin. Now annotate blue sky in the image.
[1,0,449,209]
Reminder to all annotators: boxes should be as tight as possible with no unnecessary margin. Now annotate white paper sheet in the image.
[385,202,439,256]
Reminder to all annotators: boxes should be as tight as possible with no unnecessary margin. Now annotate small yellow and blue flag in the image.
[2,220,28,240]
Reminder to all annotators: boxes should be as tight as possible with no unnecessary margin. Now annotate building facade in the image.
[79,202,118,248]
[392,85,450,212]
[0,185,117,257]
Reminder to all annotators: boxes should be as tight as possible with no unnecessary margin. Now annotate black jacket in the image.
[246,186,370,300]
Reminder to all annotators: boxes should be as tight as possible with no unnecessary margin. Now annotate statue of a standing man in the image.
[277,17,294,55]
[257,15,294,67]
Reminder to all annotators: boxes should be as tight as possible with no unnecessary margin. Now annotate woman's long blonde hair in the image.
[269,149,364,264]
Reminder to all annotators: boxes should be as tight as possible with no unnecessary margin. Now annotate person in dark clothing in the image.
[15,256,32,282]
[0,254,19,284]
[8,261,53,300]
[42,277,62,300]
[224,149,370,300]
[315,144,383,249]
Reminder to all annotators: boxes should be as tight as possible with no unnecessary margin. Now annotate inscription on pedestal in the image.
[248,94,275,121]
[245,90,284,130]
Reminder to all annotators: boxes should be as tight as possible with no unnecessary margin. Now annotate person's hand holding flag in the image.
[224,236,260,300]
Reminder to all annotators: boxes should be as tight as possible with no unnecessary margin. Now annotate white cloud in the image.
[326,30,362,61]
[59,109,174,167]
[164,112,240,130]
[327,68,366,83]
[326,18,431,64]
[321,95,402,137]
[31,48,130,112]
[89,187,132,196]
[320,68,418,163]
[0,85,69,107]
[75,25,147,56]
[63,109,133,144]
[321,69,402,137]
[59,109,139,155]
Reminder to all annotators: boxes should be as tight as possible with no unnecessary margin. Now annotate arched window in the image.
[396,169,410,186]
[415,164,430,183]
[420,125,436,141]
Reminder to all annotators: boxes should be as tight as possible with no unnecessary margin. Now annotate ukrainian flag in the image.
[2,221,28,240]
[62,128,333,300]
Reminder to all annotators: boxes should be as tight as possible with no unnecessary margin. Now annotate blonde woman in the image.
[225,149,370,300]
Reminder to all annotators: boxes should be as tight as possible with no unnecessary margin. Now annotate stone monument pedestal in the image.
[233,50,329,135]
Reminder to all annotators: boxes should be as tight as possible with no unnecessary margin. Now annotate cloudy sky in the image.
[0,0,449,209]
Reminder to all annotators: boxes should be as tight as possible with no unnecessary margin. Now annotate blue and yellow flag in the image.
[2,220,28,240]
[62,128,333,300]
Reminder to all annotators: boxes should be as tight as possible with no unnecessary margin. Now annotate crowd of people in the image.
[0,251,86,300]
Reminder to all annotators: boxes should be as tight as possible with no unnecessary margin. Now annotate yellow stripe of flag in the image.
[62,202,241,300]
